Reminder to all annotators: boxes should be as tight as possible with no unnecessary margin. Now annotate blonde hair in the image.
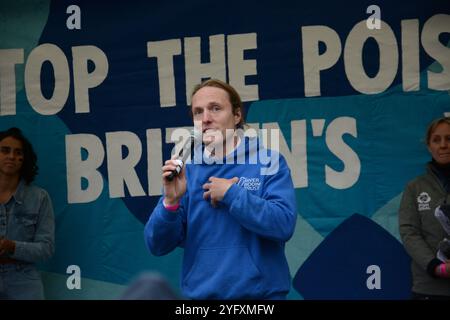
[425,117,450,145]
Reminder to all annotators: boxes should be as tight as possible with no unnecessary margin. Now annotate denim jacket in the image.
[0,180,55,263]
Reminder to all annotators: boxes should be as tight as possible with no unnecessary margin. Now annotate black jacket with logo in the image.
[399,162,450,296]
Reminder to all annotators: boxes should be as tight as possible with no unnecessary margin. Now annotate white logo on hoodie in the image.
[417,192,431,211]
[238,177,261,191]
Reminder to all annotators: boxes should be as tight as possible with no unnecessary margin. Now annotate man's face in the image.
[0,137,24,178]
[428,122,450,165]
[191,86,241,147]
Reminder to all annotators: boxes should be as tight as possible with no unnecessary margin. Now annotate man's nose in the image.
[202,110,212,123]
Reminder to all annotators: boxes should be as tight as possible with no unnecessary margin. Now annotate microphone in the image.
[166,129,201,181]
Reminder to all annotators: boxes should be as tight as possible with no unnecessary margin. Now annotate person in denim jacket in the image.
[0,127,55,299]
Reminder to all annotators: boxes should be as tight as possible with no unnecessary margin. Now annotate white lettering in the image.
[147,39,182,107]
[106,131,146,198]
[66,134,105,203]
[25,43,70,115]
[72,46,109,113]
[0,49,24,115]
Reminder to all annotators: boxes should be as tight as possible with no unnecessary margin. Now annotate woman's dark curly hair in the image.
[0,127,38,184]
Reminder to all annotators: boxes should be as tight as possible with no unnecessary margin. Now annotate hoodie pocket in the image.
[183,246,263,299]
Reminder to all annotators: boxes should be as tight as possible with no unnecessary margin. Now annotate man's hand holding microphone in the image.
[161,128,238,209]
[162,155,187,209]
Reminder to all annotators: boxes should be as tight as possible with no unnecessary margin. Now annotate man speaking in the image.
[144,79,297,299]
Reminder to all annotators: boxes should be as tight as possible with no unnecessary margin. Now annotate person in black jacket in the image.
[399,117,450,300]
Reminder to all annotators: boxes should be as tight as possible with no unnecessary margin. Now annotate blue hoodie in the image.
[144,136,297,299]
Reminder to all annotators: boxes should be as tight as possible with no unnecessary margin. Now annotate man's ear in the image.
[234,109,242,126]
